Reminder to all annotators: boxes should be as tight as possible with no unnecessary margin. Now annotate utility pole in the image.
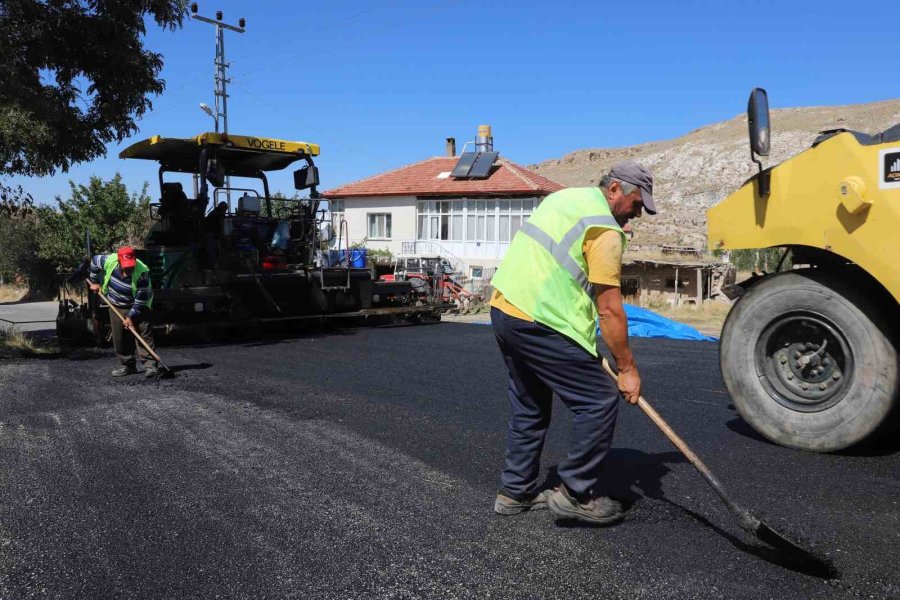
[191,4,245,207]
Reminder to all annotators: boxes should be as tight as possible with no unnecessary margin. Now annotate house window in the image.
[622,277,640,297]
[368,213,392,239]
[330,199,345,224]
[415,197,539,243]
[328,200,346,247]
[666,277,688,290]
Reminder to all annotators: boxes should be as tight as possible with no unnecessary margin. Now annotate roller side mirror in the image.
[748,87,771,157]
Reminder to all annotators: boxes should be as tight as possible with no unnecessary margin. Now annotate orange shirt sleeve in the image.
[582,228,623,286]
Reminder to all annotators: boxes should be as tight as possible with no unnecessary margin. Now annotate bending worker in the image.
[489,160,656,526]
[88,246,158,378]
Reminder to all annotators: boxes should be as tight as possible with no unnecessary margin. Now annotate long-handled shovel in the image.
[89,282,172,377]
[601,358,835,577]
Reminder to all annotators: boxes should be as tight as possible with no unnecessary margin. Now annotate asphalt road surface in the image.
[0,322,897,599]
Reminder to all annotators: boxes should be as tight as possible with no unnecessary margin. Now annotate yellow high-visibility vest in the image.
[491,188,625,355]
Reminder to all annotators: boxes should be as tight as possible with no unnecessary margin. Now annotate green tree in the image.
[730,247,791,272]
[0,0,187,176]
[0,183,42,285]
[36,174,152,270]
[265,191,303,218]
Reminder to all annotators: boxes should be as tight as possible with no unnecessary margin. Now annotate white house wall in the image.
[341,196,416,256]
[333,195,543,276]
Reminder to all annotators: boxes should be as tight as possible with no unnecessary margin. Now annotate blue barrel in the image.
[350,248,367,268]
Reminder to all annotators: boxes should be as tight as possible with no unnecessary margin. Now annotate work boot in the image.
[144,365,160,378]
[111,365,137,377]
[493,488,553,516]
[548,486,625,526]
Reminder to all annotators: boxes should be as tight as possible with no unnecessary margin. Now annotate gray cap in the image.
[608,160,656,215]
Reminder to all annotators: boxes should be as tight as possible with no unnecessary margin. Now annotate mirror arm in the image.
[751,151,770,198]
[256,170,271,216]
[305,156,320,202]
[197,147,209,204]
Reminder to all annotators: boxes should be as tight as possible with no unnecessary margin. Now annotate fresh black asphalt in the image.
[0,322,897,599]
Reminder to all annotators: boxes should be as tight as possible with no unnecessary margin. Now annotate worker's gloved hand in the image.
[617,366,642,405]
[123,317,134,330]
[89,282,100,292]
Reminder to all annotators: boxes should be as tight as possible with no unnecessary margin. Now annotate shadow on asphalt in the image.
[160,324,363,350]
[726,416,900,456]
[540,448,688,509]
[542,448,839,579]
[156,318,442,350]
[656,497,839,579]
[725,417,774,445]
[169,362,213,373]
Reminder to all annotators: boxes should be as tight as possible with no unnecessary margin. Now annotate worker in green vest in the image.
[88,246,158,377]
[489,159,656,526]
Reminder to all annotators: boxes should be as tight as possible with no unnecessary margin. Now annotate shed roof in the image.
[322,156,564,199]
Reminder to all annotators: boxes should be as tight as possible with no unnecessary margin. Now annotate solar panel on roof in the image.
[450,152,479,178]
[468,152,498,179]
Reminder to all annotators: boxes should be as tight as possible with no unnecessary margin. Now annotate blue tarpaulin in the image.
[621,304,718,342]
[476,304,718,342]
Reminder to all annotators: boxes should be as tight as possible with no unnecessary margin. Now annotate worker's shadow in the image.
[169,362,213,373]
[543,448,837,578]
[541,448,686,512]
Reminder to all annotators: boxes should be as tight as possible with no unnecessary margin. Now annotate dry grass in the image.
[652,301,732,337]
[0,325,58,359]
[0,285,29,304]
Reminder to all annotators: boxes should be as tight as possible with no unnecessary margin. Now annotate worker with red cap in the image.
[88,246,158,377]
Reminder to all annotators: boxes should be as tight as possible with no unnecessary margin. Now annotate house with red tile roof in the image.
[323,129,565,277]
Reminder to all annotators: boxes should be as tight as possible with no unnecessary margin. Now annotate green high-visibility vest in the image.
[491,187,625,356]
[102,254,153,308]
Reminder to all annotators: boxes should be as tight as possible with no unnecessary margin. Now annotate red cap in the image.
[117,247,137,269]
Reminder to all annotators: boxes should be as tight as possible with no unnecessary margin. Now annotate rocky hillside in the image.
[530,99,900,247]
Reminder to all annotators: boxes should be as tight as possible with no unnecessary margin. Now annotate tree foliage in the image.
[265,191,304,219]
[729,247,790,272]
[0,183,45,285]
[0,0,187,176]
[36,174,152,270]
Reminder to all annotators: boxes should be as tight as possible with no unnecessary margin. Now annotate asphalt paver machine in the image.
[57,132,441,343]
[708,89,899,452]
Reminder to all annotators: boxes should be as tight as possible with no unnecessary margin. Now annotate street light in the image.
[199,103,218,132]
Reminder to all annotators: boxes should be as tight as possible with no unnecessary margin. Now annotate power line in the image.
[230,80,398,171]
[232,5,384,66]
[230,1,460,83]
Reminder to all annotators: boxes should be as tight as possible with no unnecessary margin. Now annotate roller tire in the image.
[720,269,898,452]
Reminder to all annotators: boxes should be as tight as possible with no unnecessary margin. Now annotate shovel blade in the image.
[754,520,838,578]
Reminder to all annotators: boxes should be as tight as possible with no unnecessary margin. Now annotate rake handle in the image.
[88,281,169,371]
[601,358,757,531]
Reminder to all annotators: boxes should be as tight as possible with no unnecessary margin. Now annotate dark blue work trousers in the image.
[491,307,620,499]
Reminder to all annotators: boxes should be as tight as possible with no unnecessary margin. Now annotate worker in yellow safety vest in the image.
[489,159,656,526]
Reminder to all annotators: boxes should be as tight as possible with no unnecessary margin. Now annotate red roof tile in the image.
[322,156,565,199]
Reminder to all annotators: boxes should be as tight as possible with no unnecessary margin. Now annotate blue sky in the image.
[9,0,894,204]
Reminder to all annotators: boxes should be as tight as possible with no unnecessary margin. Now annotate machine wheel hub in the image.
[755,313,853,412]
